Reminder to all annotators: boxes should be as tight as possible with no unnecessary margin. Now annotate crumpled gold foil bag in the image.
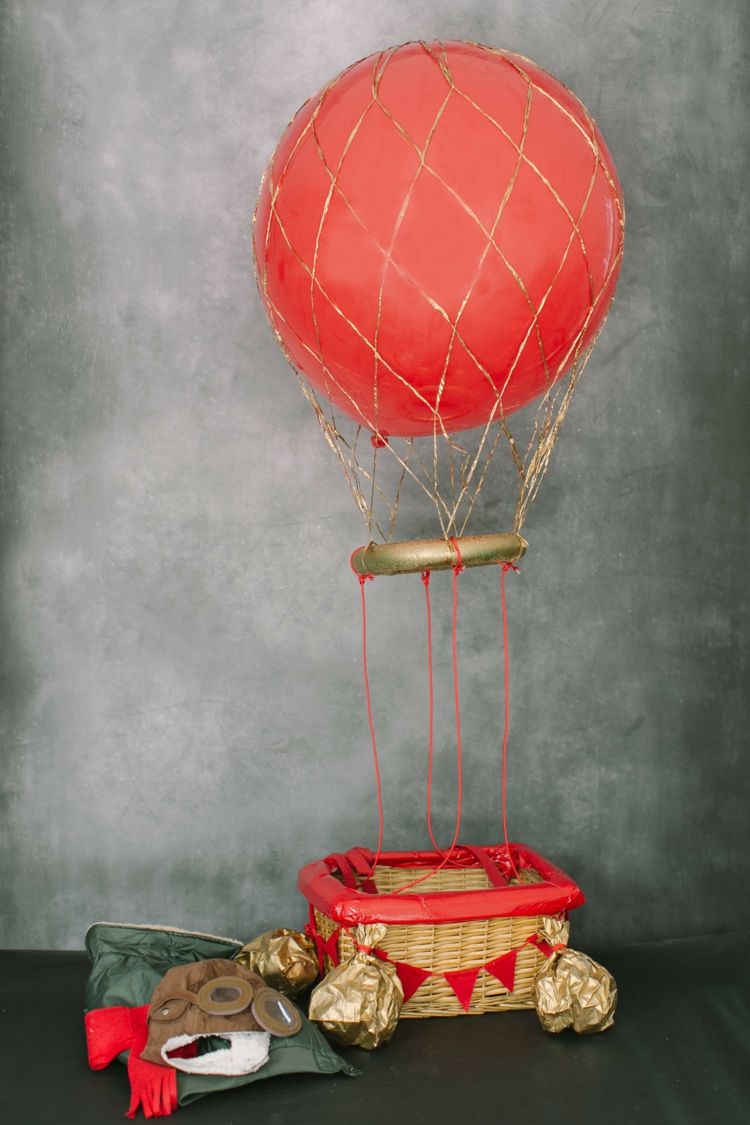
[538,915,570,947]
[233,929,318,998]
[533,940,617,1035]
[308,923,403,1049]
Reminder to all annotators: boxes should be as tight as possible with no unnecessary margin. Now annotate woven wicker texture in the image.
[314,864,567,1017]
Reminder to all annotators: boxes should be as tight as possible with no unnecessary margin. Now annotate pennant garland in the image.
[528,935,560,959]
[484,948,518,993]
[443,967,482,1013]
[394,962,433,1003]
[308,910,566,1011]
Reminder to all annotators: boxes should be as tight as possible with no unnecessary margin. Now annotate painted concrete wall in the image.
[1,0,748,948]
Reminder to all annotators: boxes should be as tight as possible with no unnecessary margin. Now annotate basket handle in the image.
[344,847,375,877]
[325,853,360,889]
[462,845,510,888]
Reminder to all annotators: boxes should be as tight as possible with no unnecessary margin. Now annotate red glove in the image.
[84,1005,178,1118]
[126,1018,178,1119]
[86,1005,150,1070]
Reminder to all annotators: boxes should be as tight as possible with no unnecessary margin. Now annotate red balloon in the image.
[254,42,624,439]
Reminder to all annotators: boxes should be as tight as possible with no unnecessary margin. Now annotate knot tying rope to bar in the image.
[448,536,466,575]
[349,546,375,586]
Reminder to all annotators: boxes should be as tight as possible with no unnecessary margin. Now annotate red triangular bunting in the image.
[484,948,518,993]
[528,935,554,958]
[444,966,481,1012]
[395,962,432,1003]
[322,929,341,968]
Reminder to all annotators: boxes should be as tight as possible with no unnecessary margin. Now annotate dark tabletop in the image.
[1,932,749,1125]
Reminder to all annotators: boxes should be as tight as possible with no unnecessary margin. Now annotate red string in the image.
[500,562,520,880]
[357,571,383,871]
[449,557,465,858]
[422,570,443,856]
[393,557,466,895]
[351,543,518,896]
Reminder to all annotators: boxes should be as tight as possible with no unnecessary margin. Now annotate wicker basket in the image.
[299,845,584,1018]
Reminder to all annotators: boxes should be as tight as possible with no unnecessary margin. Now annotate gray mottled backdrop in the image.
[1,1,748,949]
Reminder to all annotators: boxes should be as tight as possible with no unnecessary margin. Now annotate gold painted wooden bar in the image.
[350,533,527,577]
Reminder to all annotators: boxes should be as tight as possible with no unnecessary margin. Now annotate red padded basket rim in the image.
[298,844,585,926]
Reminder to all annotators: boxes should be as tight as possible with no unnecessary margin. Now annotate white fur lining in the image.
[162,1031,270,1076]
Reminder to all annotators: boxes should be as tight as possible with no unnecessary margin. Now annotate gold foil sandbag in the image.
[533,945,617,1035]
[234,929,317,998]
[308,924,403,1050]
[537,915,570,947]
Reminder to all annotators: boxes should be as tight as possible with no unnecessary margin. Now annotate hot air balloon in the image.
[254,41,624,1023]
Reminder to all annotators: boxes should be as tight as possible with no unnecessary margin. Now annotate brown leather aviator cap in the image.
[141,958,301,1071]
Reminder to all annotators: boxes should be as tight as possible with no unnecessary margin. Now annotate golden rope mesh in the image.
[254,41,625,543]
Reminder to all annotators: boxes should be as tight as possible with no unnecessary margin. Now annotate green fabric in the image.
[84,921,359,1106]
[84,923,244,1011]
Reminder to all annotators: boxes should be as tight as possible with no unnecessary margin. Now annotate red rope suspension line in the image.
[422,570,444,856]
[500,561,520,880]
[350,544,519,896]
[448,547,466,860]
[357,571,384,871]
[392,551,467,896]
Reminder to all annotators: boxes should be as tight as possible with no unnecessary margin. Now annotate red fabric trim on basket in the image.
[307,903,326,976]
[461,845,509,888]
[326,853,360,889]
[323,928,341,968]
[299,844,585,926]
[344,848,375,876]
[307,907,343,971]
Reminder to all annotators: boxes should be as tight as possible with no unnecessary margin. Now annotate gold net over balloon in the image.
[254,41,624,543]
